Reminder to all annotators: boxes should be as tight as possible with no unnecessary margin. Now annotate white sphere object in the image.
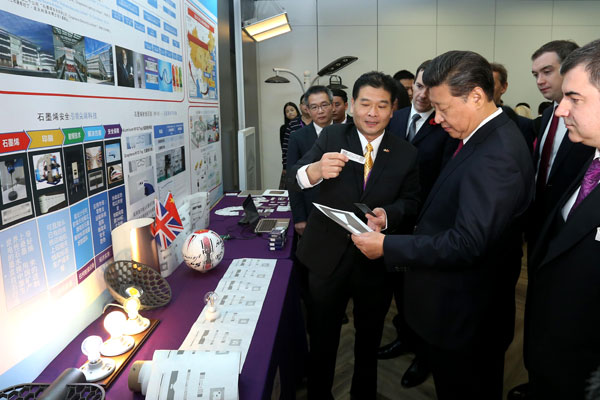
[182,229,224,272]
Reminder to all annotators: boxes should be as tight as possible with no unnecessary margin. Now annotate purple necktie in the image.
[569,158,600,216]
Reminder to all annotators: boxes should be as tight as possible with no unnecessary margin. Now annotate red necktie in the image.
[453,140,464,158]
[536,107,559,194]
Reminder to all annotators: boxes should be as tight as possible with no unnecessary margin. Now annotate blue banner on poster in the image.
[70,200,94,271]
[108,186,127,230]
[37,209,77,288]
[0,220,46,309]
[89,192,111,254]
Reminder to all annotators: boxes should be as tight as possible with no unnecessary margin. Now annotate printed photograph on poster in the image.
[62,144,88,205]
[0,10,56,79]
[52,26,87,82]
[84,143,107,195]
[127,156,156,205]
[189,107,220,148]
[115,46,135,88]
[157,147,185,183]
[27,149,67,217]
[132,52,145,89]
[105,140,124,189]
[158,59,173,92]
[0,153,34,230]
[186,5,218,100]
[84,37,114,85]
[144,55,159,90]
[192,143,221,194]
[124,132,153,154]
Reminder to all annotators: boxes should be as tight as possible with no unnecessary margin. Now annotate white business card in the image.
[341,149,365,164]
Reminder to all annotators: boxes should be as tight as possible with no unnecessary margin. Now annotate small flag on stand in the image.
[151,192,183,248]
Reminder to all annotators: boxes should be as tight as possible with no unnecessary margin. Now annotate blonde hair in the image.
[514,104,532,119]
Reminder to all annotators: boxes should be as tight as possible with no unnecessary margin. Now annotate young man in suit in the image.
[508,40,594,400]
[287,86,334,236]
[378,60,458,388]
[526,38,600,400]
[352,51,535,400]
[288,71,421,399]
[331,88,353,124]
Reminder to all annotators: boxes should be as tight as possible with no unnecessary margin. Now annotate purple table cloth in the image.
[36,259,305,400]
[209,195,295,260]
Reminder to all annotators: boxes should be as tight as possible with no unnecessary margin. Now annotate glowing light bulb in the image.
[100,311,134,356]
[124,296,140,320]
[104,311,126,338]
[81,335,102,364]
[204,291,219,321]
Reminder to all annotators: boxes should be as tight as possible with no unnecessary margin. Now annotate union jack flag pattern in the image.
[152,194,183,248]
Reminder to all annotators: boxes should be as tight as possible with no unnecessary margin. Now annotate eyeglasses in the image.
[308,103,332,112]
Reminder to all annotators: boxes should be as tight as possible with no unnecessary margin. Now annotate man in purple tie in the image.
[525,39,600,400]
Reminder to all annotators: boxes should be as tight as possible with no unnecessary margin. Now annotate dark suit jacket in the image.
[288,123,420,277]
[529,106,594,246]
[387,107,459,202]
[286,122,319,224]
[527,154,600,398]
[383,111,535,351]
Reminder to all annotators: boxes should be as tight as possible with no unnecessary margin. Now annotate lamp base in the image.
[100,335,135,357]
[123,315,151,335]
[80,358,116,382]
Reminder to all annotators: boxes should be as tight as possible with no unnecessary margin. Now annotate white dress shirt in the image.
[461,107,503,145]
[406,106,434,138]
[536,102,567,181]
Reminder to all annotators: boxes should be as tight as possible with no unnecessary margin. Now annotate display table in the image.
[36,194,306,399]
[210,194,295,260]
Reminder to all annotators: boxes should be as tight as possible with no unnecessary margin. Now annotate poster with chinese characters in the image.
[0,0,221,387]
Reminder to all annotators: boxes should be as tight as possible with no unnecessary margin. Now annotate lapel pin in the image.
[383,148,390,153]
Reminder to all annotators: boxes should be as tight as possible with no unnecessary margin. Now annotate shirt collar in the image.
[462,107,503,145]
[409,105,434,122]
[314,121,332,136]
[356,129,385,160]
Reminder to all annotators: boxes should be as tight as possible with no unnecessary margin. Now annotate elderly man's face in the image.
[429,83,480,140]
[306,92,333,127]
[556,64,600,149]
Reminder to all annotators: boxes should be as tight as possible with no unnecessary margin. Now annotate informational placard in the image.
[0,0,222,386]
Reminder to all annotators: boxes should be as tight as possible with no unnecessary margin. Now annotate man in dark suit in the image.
[288,71,420,399]
[331,88,353,124]
[526,39,600,399]
[353,51,535,400]
[287,86,334,236]
[378,60,458,387]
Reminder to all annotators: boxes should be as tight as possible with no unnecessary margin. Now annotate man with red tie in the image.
[526,38,600,400]
[352,51,535,399]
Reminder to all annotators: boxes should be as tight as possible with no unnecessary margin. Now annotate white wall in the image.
[256,0,600,189]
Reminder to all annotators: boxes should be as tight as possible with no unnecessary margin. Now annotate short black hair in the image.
[393,69,415,81]
[352,71,397,104]
[515,102,530,109]
[331,88,348,103]
[415,60,431,78]
[422,50,495,101]
[538,101,553,115]
[560,39,600,90]
[490,62,508,86]
[303,85,333,105]
[532,40,579,63]
[394,81,411,109]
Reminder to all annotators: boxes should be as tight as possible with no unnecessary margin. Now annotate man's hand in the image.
[352,232,385,259]
[365,207,387,232]
[306,152,349,184]
[294,221,307,236]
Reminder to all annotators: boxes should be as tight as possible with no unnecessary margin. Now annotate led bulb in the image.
[81,335,102,363]
[104,311,126,338]
[124,296,141,319]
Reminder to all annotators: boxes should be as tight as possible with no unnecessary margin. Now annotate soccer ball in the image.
[182,230,224,272]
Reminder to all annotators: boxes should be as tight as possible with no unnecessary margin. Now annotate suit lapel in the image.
[537,157,599,268]
[412,115,435,145]
[547,130,573,181]
[361,133,391,200]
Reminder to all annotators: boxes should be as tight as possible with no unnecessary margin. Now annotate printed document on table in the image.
[313,203,373,234]
[145,350,240,400]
